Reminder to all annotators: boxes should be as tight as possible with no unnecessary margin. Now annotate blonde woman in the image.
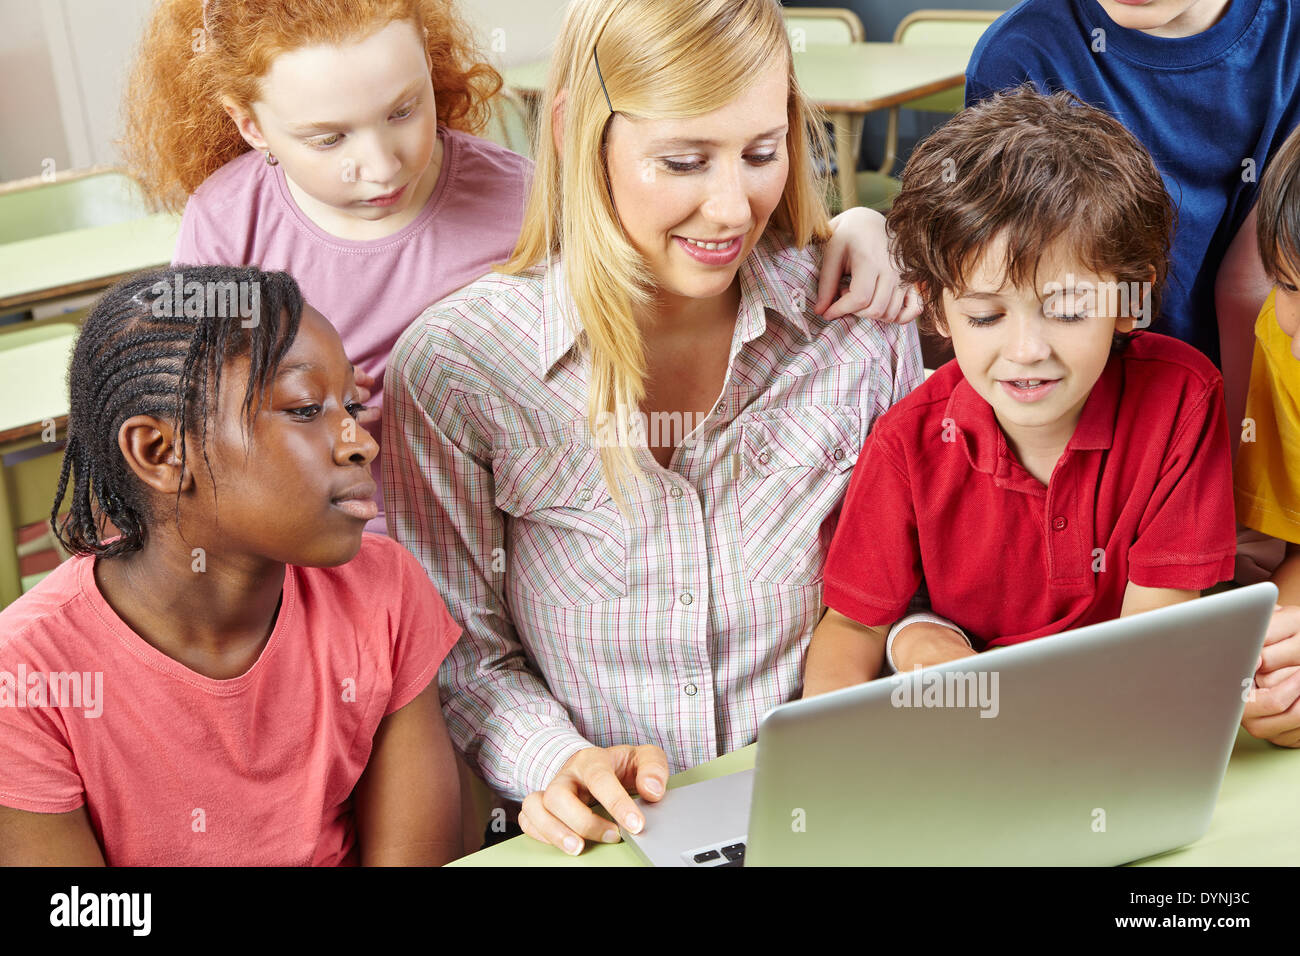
[383,0,923,855]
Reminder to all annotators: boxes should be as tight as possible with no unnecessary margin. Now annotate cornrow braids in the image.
[51,265,304,557]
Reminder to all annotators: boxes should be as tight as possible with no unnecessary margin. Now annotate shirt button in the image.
[669,485,684,499]
[716,401,728,414]
[833,448,846,461]
[1052,516,1068,531]
[679,591,694,606]
[757,451,771,466]
[578,489,592,502]
[684,683,698,697]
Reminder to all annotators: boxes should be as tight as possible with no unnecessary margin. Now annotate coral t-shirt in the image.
[0,534,460,866]
[173,124,531,532]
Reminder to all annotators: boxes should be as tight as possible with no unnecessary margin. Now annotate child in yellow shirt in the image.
[1233,124,1300,747]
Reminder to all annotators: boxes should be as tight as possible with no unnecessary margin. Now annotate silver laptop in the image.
[621,583,1276,866]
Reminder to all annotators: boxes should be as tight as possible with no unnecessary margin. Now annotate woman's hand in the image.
[890,621,977,672]
[353,366,383,428]
[818,206,922,323]
[518,744,670,855]
[1242,606,1300,747]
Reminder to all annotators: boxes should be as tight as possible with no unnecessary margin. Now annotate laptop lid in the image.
[744,583,1276,865]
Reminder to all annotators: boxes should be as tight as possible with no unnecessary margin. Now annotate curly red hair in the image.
[122,0,501,212]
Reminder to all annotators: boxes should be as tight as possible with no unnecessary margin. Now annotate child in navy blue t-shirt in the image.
[967,0,1300,369]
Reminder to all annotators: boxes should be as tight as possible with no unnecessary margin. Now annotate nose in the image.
[353,133,402,186]
[334,408,379,467]
[699,160,750,230]
[1004,310,1052,366]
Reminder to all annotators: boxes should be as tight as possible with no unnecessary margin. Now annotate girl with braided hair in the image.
[121,0,922,533]
[0,266,463,865]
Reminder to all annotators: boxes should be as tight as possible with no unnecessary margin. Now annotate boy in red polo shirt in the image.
[804,87,1239,695]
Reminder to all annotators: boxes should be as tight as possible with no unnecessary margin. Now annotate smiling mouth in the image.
[679,236,742,251]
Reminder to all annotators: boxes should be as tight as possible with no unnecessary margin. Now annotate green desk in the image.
[503,41,977,211]
[0,170,180,313]
[0,323,77,444]
[450,727,1300,866]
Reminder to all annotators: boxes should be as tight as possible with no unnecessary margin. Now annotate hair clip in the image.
[593,45,614,114]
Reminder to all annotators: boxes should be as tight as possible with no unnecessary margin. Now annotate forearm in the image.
[1270,546,1300,607]
[1119,582,1199,618]
[803,609,887,697]
[438,645,594,802]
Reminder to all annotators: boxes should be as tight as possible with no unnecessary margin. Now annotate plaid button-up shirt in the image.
[383,233,923,801]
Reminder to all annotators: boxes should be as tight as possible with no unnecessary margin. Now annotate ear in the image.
[221,96,270,153]
[117,415,194,498]
[919,282,952,339]
[551,88,569,155]
[1114,264,1158,334]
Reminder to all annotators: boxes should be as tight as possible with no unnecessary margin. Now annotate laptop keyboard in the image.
[688,841,746,867]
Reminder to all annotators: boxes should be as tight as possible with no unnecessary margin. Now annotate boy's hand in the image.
[891,621,977,672]
[353,366,382,428]
[818,206,922,323]
[518,744,670,855]
[1242,606,1300,747]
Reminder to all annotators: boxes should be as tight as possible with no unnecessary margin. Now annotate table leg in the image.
[832,111,858,211]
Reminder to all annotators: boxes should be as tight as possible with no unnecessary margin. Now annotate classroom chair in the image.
[0,166,151,246]
[785,6,866,45]
[482,85,536,161]
[784,8,868,212]
[855,9,1002,212]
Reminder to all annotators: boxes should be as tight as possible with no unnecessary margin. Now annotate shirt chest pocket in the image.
[492,444,629,607]
[738,405,862,586]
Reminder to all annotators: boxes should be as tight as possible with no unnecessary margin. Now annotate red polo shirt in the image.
[822,332,1236,648]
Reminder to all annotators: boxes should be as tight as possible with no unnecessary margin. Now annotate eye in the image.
[288,405,321,419]
[965,313,1002,327]
[1283,283,1299,294]
[391,101,416,121]
[308,134,342,150]
[661,158,705,173]
[345,402,367,417]
[746,152,780,166]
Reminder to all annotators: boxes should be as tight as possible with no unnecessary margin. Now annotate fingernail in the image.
[602,829,621,844]
[643,778,663,796]
[563,836,581,855]
[625,812,643,834]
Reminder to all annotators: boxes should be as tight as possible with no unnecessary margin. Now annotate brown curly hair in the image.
[886,85,1174,343]
[122,0,502,213]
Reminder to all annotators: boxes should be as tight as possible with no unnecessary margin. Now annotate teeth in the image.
[684,237,734,251]
[1014,380,1044,387]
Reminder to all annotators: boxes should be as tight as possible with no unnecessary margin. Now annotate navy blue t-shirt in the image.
[965,0,1300,365]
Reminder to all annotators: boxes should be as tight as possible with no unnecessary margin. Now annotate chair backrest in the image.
[0,315,80,606]
[785,7,866,46]
[0,170,153,246]
[895,9,1002,114]
[481,86,535,160]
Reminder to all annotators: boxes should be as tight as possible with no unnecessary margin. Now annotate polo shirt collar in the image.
[946,349,1123,475]
[537,238,813,375]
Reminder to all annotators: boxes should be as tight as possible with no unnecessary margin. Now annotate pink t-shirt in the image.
[173,125,531,531]
[0,534,460,866]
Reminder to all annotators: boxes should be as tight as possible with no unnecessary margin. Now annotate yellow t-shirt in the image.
[1235,288,1300,543]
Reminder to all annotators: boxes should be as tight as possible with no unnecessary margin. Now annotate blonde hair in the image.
[501,0,832,504]
[122,0,500,213]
